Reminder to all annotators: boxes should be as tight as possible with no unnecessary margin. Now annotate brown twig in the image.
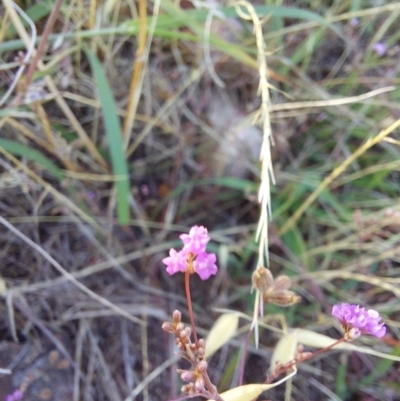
[266,337,347,384]
[11,0,64,107]
[185,270,199,346]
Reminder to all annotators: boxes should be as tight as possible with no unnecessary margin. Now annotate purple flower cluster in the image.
[5,390,23,401]
[162,226,217,281]
[332,303,386,339]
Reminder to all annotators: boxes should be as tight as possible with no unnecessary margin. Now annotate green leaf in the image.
[0,139,64,180]
[84,48,130,225]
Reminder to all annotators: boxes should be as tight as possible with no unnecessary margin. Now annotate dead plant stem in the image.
[279,117,400,235]
[11,0,64,107]
[122,0,147,141]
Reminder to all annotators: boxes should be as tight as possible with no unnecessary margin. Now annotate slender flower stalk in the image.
[185,269,198,345]
[267,337,347,384]
[161,226,223,400]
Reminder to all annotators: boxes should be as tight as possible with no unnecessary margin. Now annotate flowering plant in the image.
[162,226,217,280]
[161,226,392,401]
[332,303,386,340]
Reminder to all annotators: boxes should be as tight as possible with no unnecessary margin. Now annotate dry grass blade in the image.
[232,0,275,267]
[279,118,400,235]
[0,216,144,326]
[212,372,297,401]
[206,313,239,359]
[271,86,395,112]
[2,0,109,171]
[270,332,298,374]
[123,356,179,401]
[0,147,102,231]
[122,0,148,141]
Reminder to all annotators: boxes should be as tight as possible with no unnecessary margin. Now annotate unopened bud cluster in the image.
[162,310,211,397]
[252,267,301,307]
[179,360,208,394]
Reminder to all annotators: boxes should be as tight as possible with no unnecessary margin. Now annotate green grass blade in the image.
[0,139,64,180]
[84,48,130,225]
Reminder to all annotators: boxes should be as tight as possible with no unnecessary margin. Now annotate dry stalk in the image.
[0,215,145,326]
[232,0,275,268]
[2,0,109,171]
[279,117,400,235]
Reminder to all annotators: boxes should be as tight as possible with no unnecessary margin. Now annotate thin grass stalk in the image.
[233,0,275,268]
[122,0,147,142]
[2,0,109,172]
[10,0,64,107]
[279,117,400,235]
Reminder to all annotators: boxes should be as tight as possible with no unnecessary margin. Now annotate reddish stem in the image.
[185,270,198,345]
[11,0,64,107]
[267,337,347,383]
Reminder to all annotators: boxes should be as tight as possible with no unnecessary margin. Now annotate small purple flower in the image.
[193,251,217,280]
[332,303,386,339]
[162,248,188,276]
[372,42,387,57]
[350,17,359,27]
[162,226,217,280]
[12,391,23,401]
[180,226,210,253]
[5,390,23,401]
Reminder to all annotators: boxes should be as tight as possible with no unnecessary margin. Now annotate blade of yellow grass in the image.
[270,332,298,373]
[211,370,297,401]
[206,313,239,359]
[0,147,102,232]
[279,117,400,235]
[122,0,147,142]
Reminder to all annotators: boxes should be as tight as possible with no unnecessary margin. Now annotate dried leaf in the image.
[206,313,239,359]
[211,371,298,401]
[270,332,298,373]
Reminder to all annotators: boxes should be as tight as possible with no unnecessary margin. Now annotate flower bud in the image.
[175,338,184,349]
[252,267,274,293]
[179,370,195,382]
[344,327,361,341]
[271,275,291,292]
[197,347,205,360]
[173,310,182,323]
[265,290,301,307]
[182,384,195,396]
[194,377,205,393]
[297,351,313,361]
[196,360,208,373]
[184,327,192,339]
[162,322,175,334]
[178,329,186,340]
